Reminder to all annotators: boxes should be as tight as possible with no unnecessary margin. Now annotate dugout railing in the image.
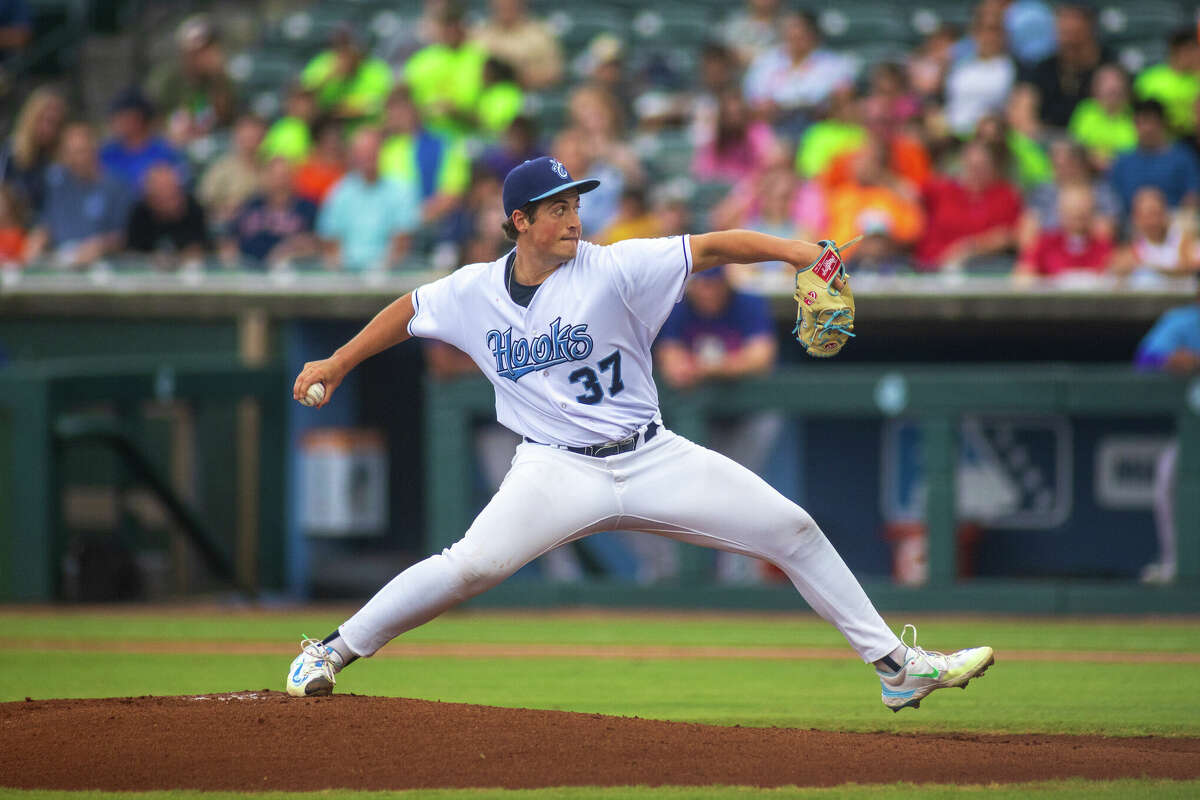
[424,365,1200,613]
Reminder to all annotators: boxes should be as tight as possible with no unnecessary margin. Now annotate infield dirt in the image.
[3,693,1199,791]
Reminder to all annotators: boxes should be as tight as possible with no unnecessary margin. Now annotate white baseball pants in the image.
[339,427,903,662]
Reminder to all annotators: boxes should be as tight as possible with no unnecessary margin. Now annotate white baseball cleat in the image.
[286,637,342,697]
[878,624,995,712]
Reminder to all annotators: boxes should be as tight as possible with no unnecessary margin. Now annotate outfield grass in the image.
[4,609,1199,653]
[5,780,1200,799]
[5,610,1199,737]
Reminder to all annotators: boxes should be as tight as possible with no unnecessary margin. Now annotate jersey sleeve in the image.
[407,270,467,350]
[605,234,692,332]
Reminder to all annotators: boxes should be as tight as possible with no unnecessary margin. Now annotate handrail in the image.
[53,414,245,595]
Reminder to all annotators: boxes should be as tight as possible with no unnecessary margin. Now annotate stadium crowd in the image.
[0,0,1199,282]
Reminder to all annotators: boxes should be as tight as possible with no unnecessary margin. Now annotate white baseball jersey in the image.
[408,236,693,447]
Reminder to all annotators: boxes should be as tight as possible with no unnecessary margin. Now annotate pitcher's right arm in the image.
[292,292,416,408]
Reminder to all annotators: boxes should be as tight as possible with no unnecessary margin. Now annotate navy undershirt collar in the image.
[504,250,539,308]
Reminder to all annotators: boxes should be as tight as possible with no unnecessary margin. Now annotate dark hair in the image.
[1132,98,1167,121]
[501,200,540,241]
[1169,28,1198,51]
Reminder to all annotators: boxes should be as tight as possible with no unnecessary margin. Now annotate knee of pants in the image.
[761,506,825,563]
[443,540,513,598]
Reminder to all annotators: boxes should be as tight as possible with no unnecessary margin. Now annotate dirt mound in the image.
[2,693,1199,791]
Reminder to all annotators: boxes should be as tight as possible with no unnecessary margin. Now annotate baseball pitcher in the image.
[288,157,994,711]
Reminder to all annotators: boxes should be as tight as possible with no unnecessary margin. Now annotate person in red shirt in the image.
[914,140,1022,271]
[1015,183,1113,277]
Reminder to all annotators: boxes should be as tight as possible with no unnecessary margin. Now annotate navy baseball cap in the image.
[502,156,600,218]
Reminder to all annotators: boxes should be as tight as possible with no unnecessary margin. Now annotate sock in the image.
[321,630,359,670]
[875,645,909,674]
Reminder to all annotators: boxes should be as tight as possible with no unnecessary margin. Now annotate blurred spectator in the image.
[907,23,958,104]
[149,15,239,148]
[25,123,130,269]
[1068,64,1137,170]
[576,35,635,125]
[1111,187,1200,280]
[437,166,506,260]
[99,87,187,192]
[294,117,346,205]
[825,139,924,268]
[1108,99,1200,213]
[1002,0,1056,67]
[1132,286,1200,584]
[551,126,623,235]
[974,112,1051,189]
[475,57,525,138]
[1018,5,1110,129]
[566,84,641,183]
[376,0,446,68]
[742,10,856,134]
[478,115,540,179]
[403,5,489,137]
[1134,29,1200,138]
[379,87,469,223]
[0,184,26,267]
[470,0,563,90]
[688,43,739,140]
[301,25,393,122]
[915,140,1022,270]
[794,89,863,179]
[0,86,66,216]
[719,0,781,68]
[1020,138,1119,248]
[125,163,211,267]
[822,95,931,190]
[222,156,318,269]
[197,114,266,227]
[944,7,1015,137]
[868,62,921,127]
[317,128,420,271]
[692,89,781,183]
[0,0,30,72]
[598,186,660,244]
[1015,184,1113,277]
[655,267,783,584]
[261,85,317,164]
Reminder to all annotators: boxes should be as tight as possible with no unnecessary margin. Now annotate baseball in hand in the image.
[301,382,325,407]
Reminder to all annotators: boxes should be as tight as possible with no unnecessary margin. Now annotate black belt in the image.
[525,421,660,458]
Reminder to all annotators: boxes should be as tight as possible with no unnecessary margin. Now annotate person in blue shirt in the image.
[654,266,784,583]
[1133,287,1200,583]
[223,157,318,269]
[99,87,189,193]
[317,127,421,271]
[25,123,132,268]
[1108,99,1200,214]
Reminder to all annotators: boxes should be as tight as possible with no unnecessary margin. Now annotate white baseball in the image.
[301,382,326,407]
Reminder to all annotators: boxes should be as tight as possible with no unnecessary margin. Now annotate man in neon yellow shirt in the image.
[379,88,469,223]
[1135,30,1200,137]
[403,6,488,137]
[1069,63,1137,168]
[301,27,393,123]
[794,90,864,178]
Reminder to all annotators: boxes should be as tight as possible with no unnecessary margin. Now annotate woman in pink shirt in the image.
[693,90,781,184]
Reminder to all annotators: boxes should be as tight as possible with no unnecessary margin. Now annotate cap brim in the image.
[528,179,601,204]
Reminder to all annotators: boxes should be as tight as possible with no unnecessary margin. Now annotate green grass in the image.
[4,609,1199,653]
[5,610,1200,736]
[3,780,1200,799]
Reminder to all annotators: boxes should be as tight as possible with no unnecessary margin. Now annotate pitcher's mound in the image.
[2,693,1199,791]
